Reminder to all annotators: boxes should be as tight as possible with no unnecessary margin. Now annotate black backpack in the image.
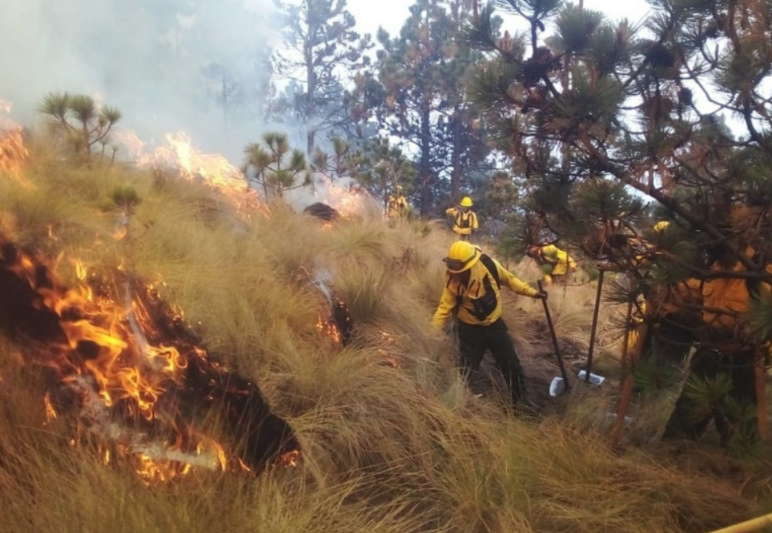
[480,254,501,287]
[457,211,474,229]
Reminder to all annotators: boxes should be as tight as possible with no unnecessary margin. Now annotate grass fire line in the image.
[0,236,300,480]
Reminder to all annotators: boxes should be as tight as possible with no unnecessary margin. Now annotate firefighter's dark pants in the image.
[457,318,526,405]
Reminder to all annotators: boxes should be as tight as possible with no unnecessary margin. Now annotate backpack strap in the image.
[479,254,501,288]
[447,270,471,317]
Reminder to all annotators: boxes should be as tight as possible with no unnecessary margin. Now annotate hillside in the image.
[0,130,769,533]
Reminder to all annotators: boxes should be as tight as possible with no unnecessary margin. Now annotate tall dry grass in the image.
[0,135,768,532]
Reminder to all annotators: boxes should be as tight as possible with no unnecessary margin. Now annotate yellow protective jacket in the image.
[622,277,703,355]
[650,278,702,317]
[702,247,772,330]
[432,256,537,328]
[538,244,576,276]
[386,195,409,218]
[446,207,479,236]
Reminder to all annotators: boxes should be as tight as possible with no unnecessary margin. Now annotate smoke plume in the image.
[0,0,278,160]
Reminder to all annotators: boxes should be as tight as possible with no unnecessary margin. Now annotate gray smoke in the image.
[0,0,278,161]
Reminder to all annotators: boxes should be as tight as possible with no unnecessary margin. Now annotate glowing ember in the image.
[280,450,300,468]
[44,393,58,420]
[375,331,400,368]
[308,270,353,346]
[316,313,343,344]
[0,238,299,481]
[315,297,353,346]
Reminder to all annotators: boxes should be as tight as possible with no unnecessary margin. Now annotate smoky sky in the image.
[0,0,278,160]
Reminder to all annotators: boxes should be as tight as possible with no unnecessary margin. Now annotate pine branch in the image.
[574,134,760,273]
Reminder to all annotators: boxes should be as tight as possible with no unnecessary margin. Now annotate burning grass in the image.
[0,238,299,480]
[0,133,769,532]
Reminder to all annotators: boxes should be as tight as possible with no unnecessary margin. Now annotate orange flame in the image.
[112,129,145,161]
[0,245,301,482]
[7,254,226,481]
[312,177,368,220]
[132,132,267,218]
[0,98,28,182]
[0,128,29,182]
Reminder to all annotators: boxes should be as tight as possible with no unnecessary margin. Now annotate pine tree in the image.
[273,0,373,154]
[243,133,311,198]
[364,0,490,215]
[40,93,122,162]
[467,0,772,282]
[350,137,418,207]
[467,0,772,444]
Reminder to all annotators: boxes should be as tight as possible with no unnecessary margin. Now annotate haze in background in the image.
[0,0,652,161]
[0,0,277,160]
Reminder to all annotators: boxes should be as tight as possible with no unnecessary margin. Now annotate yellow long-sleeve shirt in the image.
[445,207,479,236]
[432,256,537,328]
[386,195,410,218]
[703,246,772,330]
[538,244,576,276]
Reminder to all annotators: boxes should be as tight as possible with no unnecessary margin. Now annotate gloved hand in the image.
[534,291,548,300]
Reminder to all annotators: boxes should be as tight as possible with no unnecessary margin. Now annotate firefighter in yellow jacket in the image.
[526,243,577,284]
[386,185,410,219]
[432,241,547,406]
[663,244,772,444]
[445,197,479,239]
[619,222,702,370]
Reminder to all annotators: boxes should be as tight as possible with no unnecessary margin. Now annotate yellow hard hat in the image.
[443,241,481,273]
[460,196,473,207]
[396,185,403,192]
[653,221,670,233]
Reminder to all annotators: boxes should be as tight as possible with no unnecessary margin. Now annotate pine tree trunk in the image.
[82,122,90,161]
[420,105,433,215]
[450,113,462,200]
[306,45,316,155]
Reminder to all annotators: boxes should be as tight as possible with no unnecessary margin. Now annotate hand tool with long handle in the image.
[537,280,570,391]
[584,269,605,383]
[706,512,772,533]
